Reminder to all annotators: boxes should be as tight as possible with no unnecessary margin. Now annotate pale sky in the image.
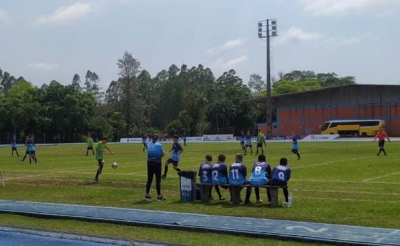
[1,0,400,90]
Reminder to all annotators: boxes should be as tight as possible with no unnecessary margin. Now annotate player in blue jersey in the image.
[20,136,30,161]
[271,158,291,206]
[198,155,224,200]
[182,133,187,146]
[199,155,213,184]
[162,135,183,179]
[228,154,252,204]
[211,154,228,185]
[27,136,37,164]
[229,154,247,186]
[244,133,253,156]
[240,131,245,150]
[142,135,148,152]
[249,154,272,204]
[291,133,301,160]
[11,135,20,157]
[146,134,166,201]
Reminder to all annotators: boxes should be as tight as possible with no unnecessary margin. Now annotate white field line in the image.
[299,196,400,204]
[8,162,153,173]
[375,230,400,243]
[292,188,400,196]
[9,165,97,173]
[5,170,149,180]
[362,172,400,182]
[292,179,400,185]
[292,153,400,170]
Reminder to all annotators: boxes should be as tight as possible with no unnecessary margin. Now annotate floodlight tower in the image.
[258,19,277,135]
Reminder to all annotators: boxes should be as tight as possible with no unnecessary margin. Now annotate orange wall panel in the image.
[359,105,388,118]
[389,119,400,136]
[390,105,400,115]
[275,104,400,136]
[279,109,301,120]
[304,108,329,120]
[331,106,357,119]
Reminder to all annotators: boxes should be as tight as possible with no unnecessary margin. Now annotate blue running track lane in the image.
[0,199,399,246]
[0,226,169,246]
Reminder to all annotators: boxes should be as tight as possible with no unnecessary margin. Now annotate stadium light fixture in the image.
[258,19,278,135]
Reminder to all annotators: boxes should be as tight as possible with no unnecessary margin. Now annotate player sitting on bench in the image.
[229,154,253,204]
[249,154,272,204]
[198,155,224,200]
[271,157,291,206]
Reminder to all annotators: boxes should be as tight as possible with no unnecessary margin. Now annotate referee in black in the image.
[145,134,166,201]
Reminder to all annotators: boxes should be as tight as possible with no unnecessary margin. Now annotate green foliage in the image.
[0,62,356,143]
[248,73,265,95]
[165,120,183,135]
[272,70,356,95]
[272,80,323,95]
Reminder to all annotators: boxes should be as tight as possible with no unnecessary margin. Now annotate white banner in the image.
[302,134,340,141]
[120,137,204,143]
[203,134,234,141]
[185,137,204,142]
[120,138,143,143]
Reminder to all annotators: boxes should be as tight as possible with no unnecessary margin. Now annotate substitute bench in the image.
[196,183,287,207]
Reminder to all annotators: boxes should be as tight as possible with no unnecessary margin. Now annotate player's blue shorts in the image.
[28,150,36,155]
[167,158,179,166]
[292,149,298,153]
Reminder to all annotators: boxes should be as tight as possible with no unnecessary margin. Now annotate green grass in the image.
[0,141,399,244]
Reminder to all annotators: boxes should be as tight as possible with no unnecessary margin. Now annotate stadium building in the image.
[254,84,400,136]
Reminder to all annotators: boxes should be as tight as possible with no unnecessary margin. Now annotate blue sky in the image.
[1,0,399,90]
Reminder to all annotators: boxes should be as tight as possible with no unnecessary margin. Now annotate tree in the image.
[1,80,37,135]
[0,69,17,95]
[72,74,82,91]
[248,73,265,95]
[84,70,103,101]
[117,51,141,78]
[207,69,256,134]
[271,70,356,95]
[106,51,146,136]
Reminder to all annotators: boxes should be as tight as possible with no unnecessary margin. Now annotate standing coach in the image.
[145,134,166,201]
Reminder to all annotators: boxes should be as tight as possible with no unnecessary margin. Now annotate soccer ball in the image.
[111,162,118,169]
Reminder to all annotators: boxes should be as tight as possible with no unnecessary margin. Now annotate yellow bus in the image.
[320,120,385,137]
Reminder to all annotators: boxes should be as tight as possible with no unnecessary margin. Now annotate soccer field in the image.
[0,141,399,244]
